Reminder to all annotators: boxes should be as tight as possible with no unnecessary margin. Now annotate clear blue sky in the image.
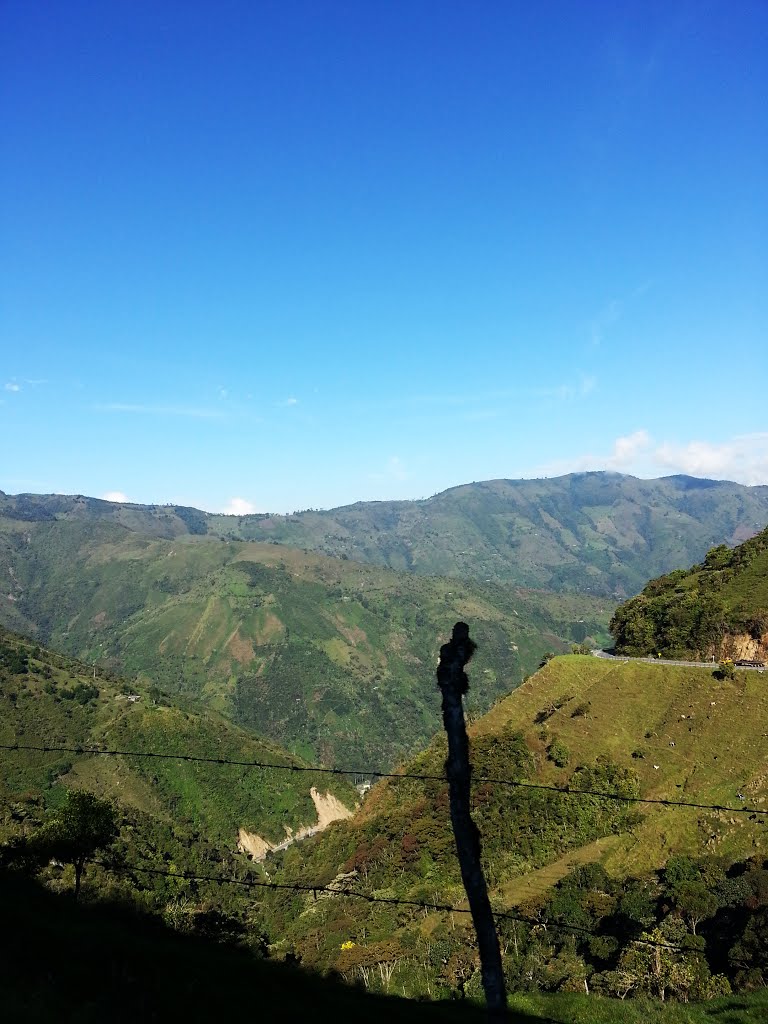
[2,0,766,513]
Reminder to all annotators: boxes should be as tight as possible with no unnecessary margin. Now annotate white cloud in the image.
[533,430,768,486]
[609,429,652,467]
[4,381,20,392]
[654,433,768,485]
[101,491,130,503]
[533,430,651,478]
[277,396,299,407]
[218,386,229,400]
[220,497,262,515]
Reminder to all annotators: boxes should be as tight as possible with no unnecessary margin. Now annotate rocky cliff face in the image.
[238,787,354,862]
[714,631,768,662]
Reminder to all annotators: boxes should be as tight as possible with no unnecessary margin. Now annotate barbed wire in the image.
[94,858,701,954]
[2,741,765,815]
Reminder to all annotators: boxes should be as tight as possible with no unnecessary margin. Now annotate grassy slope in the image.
[470,655,768,874]
[265,655,767,977]
[0,516,608,767]
[0,628,355,847]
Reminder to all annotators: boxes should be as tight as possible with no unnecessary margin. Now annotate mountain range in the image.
[3,473,768,1016]
[4,471,768,600]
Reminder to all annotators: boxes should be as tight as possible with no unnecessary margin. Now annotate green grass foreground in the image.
[508,989,768,1023]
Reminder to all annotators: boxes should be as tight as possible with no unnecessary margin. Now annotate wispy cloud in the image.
[368,455,411,484]
[101,490,131,503]
[535,374,597,401]
[276,396,299,407]
[93,403,226,419]
[217,386,229,400]
[4,377,48,392]
[589,299,622,347]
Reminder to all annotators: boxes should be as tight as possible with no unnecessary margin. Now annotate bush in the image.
[547,738,570,767]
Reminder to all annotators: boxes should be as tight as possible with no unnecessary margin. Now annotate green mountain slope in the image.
[207,473,768,597]
[0,628,355,850]
[260,654,767,995]
[4,472,768,600]
[0,516,607,767]
[611,525,768,659]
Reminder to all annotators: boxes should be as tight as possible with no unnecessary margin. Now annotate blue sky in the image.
[2,0,766,513]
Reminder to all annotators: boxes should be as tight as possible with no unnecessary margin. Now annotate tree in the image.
[614,918,701,1002]
[33,790,118,900]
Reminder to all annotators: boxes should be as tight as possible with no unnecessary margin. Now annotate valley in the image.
[2,474,768,1018]
[0,495,610,768]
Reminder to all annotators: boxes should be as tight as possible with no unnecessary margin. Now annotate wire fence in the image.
[1,741,765,815]
[93,858,701,954]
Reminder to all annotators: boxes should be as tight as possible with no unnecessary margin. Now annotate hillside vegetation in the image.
[4,643,767,1018]
[208,473,768,597]
[256,654,767,1000]
[0,515,607,767]
[3,472,768,600]
[7,869,767,1024]
[0,627,355,850]
[611,526,768,659]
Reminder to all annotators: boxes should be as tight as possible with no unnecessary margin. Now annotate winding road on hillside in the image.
[592,650,766,671]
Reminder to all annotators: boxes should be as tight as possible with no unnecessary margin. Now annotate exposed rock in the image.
[238,787,354,862]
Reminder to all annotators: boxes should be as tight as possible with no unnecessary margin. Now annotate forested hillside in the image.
[4,472,768,600]
[611,526,768,659]
[209,473,768,597]
[0,514,607,767]
[0,628,355,852]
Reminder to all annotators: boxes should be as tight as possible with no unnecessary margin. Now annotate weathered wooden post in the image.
[436,621,508,1022]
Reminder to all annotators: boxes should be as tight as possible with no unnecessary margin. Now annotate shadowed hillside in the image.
[0,869,495,1024]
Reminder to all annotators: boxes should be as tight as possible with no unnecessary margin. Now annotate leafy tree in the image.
[675,880,719,935]
[33,790,118,900]
[614,918,699,1002]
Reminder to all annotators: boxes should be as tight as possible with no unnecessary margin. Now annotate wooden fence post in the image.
[436,621,508,1022]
